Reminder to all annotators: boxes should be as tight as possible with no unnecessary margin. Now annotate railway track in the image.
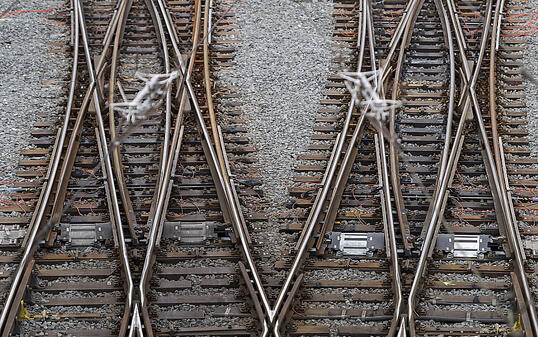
[282,0,538,336]
[1,0,538,336]
[407,1,538,335]
[0,0,134,335]
[138,1,265,335]
[281,1,404,335]
[0,0,268,335]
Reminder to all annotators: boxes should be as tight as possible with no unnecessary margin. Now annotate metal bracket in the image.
[436,234,491,258]
[59,223,112,246]
[328,232,385,256]
[523,238,538,255]
[0,225,26,246]
[162,221,216,243]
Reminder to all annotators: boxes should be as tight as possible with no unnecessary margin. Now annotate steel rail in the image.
[388,0,427,254]
[103,2,120,46]
[315,0,377,243]
[365,2,405,334]
[378,0,422,82]
[370,6,405,337]
[49,0,128,224]
[141,0,173,193]
[131,0,176,254]
[193,0,232,224]
[377,129,404,336]
[203,0,227,177]
[406,0,494,334]
[0,0,136,333]
[154,0,196,124]
[271,0,420,330]
[136,2,273,335]
[185,8,273,329]
[107,0,139,243]
[313,0,368,253]
[273,1,419,334]
[137,0,176,297]
[0,0,81,330]
[189,54,274,334]
[189,49,273,337]
[186,0,236,223]
[128,304,144,337]
[150,0,172,191]
[489,0,504,181]
[137,0,202,307]
[422,0,456,240]
[272,2,425,334]
[407,1,538,335]
[137,1,203,334]
[377,75,406,337]
[448,0,538,332]
[75,0,135,317]
[488,0,526,269]
[373,1,425,262]
[498,137,535,334]
[207,0,214,45]
[312,1,403,335]
[422,0,462,260]
[486,0,538,331]
[95,126,131,337]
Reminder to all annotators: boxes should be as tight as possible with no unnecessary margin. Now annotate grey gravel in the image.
[219,0,333,205]
[0,0,69,181]
[217,0,334,259]
[305,268,390,281]
[520,1,538,157]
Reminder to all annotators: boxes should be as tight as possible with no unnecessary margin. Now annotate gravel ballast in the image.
[0,1,68,181]
[218,0,335,260]
[228,0,333,206]
[521,1,538,157]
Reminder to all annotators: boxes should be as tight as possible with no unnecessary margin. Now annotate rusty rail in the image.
[0,0,136,334]
[406,0,494,334]
[271,0,423,334]
[136,2,272,335]
[406,0,538,335]
[107,0,139,244]
[0,0,80,326]
[75,0,135,323]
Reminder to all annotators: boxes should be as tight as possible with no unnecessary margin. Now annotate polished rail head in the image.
[75,0,135,311]
[0,0,81,330]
